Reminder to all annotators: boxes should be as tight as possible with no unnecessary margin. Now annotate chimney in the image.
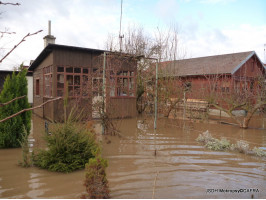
[43,20,56,48]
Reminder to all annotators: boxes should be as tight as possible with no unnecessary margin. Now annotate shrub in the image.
[33,121,99,173]
[196,131,266,158]
[0,68,31,148]
[196,130,215,143]
[231,140,249,154]
[18,126,32,167]
[252,147,266,157]
[205,138,231,151]
[83,154,110,199]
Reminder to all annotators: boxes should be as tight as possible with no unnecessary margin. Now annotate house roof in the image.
[29,44,143,71]
[29,44,106,71]
[160,51,264,76]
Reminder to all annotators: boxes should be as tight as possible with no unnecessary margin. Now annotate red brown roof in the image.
[159,51,260,76]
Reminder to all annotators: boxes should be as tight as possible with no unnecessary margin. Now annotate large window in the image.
[113,71,135,97]
[55,66,135,98]
[56,66,89,97]
[44,66,52,97]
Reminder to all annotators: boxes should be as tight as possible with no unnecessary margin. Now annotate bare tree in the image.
[201,73,266,128]
[104,23,185,115]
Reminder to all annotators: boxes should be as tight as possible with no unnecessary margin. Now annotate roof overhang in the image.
[29,44,106,71]
[231,51,265,74]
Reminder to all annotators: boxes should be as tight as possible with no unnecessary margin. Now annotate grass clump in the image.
[82,152,110,199]
[33,121,99,173]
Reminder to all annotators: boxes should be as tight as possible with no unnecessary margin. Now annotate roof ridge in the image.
[172,51,254,62]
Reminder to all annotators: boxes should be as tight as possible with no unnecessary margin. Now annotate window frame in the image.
[43,66,53,98]
[35,78,40,96]
[111,70,136,98]
[56,65,90,98]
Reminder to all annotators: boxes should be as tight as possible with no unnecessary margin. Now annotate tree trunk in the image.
[241,117,249,129]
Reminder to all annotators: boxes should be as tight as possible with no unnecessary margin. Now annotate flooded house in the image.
[29,30,138,121]
[158,51,266,115]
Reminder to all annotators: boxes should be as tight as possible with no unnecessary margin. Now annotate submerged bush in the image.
[196,131,266,158]
[33,122,99,173]
[196,130,215,144]
[205,138,231,151]
[252,147,266,157]
[231,140,249,154]
[83,154,110,199]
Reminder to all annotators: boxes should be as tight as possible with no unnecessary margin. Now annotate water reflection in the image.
[0,114,265,198]
[103,118,266,199]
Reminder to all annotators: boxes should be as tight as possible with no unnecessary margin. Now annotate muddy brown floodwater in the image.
[0,114,265,198]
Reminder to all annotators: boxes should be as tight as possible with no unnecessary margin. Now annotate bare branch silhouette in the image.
[0,30,43,63]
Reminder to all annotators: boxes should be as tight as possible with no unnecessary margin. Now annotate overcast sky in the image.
[0,0,265,70]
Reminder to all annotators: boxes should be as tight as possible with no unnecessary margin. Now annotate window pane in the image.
[57,82,64,89]
[123,71,128,76]
[67,75,73,85]
[123,78,128,87]
[129,78,133,89]
[130,71,134,76]
[36,79,40,95]
[83,68,89,74]
[66,67,73,73]
[74,67,81,73]
[57,90,63,97]
[117,87,121,96]
[68,86,73,96]
[45,86,50,96]
[129,91,134,97]
[74,86,80,96]
[57,66,64,72]
[74,75,80,85]
[57,74,64,82]
[110,87,115,97]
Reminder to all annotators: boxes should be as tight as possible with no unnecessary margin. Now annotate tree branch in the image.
[0,30,43,63]
[0,1,20,6]
[0,95,25,107]
[0,31,16,38]
[0,97,62,123]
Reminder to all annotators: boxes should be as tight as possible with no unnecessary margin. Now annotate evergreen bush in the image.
[33,121,99,173]
[83,154,110,199]
[0,68,31,148]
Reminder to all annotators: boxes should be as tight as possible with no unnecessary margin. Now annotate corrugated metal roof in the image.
[159,51,255,76]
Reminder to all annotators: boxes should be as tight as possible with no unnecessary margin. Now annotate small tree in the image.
[0,67,31,148]
[83,154,110,199]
